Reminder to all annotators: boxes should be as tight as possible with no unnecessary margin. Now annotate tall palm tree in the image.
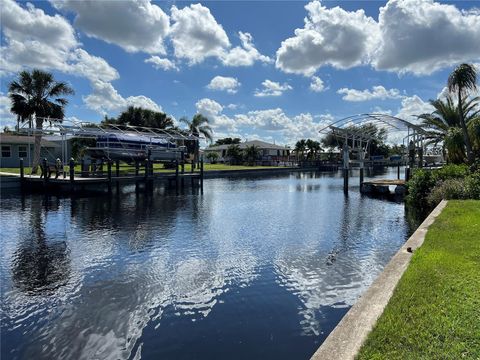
[418,95,479,163]
[295,139,307,160]
[9,69,74,173]
[180,114,213,167]
[448,63,478,163]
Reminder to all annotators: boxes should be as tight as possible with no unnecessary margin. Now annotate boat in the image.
[85,133,187,162]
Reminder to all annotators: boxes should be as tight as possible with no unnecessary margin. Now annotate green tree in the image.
[418,95,479,164]
[9,69,74,173]
[214,137,241,146]
[105,106,175,129]
[295,139,307,160]
[244,145,260,165]
[226,144,243,165]
[180,114,213,167]
[448,63,478,163]
[206,152,219,164]
[305,139,322,159]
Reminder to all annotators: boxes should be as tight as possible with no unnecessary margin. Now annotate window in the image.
[18,145,27,158]
[1,145,11,158]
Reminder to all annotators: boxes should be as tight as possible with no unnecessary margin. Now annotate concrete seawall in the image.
[310,200,448,360]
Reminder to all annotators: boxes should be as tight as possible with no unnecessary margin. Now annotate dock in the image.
[16,158,204,193]
[361,179,406,195]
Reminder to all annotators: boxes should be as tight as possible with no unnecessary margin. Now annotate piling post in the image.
[80,158,84,177]
[135,161,139,176]
[359,168,364,189]
[69,158,75,191]
[397,164,400,179]
[115,160,120,177]
[42,158,48,187]
[200,157,204,188]
[175,159,179,190]
[107,160,112,192]
[20,158,24,180]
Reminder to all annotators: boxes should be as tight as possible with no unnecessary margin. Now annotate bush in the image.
[407,164,479,211]
[427,179,467,207]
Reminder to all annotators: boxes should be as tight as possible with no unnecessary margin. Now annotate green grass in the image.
[0,163,282,175]
[358,200,480,360]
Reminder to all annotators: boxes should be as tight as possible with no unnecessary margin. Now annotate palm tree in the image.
[295,139,307,161]
[418,95,479,163]
[448,63,478,163]
[180,114,213,167]
[244,145,260,165]
[226,144,243,165]
[9,69,74,173]
[306,139,322,159]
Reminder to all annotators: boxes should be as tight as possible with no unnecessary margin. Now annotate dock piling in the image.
[359,168,364,189]
[69,158,75,190]
[20,158,24,182]
[107,160,112,192]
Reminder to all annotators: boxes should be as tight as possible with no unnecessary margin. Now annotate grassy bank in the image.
[0,163,282,175]
[358,200,480,359]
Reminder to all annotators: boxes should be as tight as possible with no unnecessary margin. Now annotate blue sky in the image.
[1,0,479,146]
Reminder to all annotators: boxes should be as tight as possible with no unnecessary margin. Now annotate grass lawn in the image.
[358,200,480,359]
[0,163,282,175]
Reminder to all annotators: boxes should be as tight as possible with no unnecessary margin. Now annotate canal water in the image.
[1,169,416,360]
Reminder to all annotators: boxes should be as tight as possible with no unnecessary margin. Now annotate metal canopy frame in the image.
[17,117,202,165]
[319,113,432,169]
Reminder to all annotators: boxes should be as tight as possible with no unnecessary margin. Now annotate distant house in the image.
[0,134,61,168]
[204,140,291,165]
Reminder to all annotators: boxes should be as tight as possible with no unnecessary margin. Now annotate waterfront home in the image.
[0,134,61,168]
[204,140,291,165]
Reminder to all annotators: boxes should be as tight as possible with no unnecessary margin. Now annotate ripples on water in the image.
[1,169,415,360]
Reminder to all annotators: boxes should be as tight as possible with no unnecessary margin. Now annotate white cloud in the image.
[0,93,16,128]
[395,95,434,123]
[234,108,333,144]
[51,0,170,54]
[309,76,325,92]
[170,3,230,64]
[207,76,241,94]
[374,0,480,75]
[84,81,162,115]
[276,1,379,76]
[276,0,480,76]
[337,85,402,102]
[0,0,77,73]
[195,98,236,131]
[254,80,292,97]
[145,56,178,71]
[68,49,119,83]
[221,32,272,67]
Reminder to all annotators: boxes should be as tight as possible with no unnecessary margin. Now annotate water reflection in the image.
[1,169,415,360]
[12,197,71,295]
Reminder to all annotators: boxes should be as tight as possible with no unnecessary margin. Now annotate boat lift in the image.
[17,117,202,168]
[319,113,432,193]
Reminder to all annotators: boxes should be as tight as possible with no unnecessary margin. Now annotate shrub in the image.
[427,179,467,207]
[406,164,477,211]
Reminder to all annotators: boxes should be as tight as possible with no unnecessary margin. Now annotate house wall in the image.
[0,143,59,168]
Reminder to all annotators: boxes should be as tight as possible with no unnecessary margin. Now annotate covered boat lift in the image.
[319,113,435,193]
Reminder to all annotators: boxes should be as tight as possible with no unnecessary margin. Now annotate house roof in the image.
[0,134,60,147]
[206,140,289,151]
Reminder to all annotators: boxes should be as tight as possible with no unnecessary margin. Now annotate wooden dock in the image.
[361,178,406,195]
[17,158,204,193]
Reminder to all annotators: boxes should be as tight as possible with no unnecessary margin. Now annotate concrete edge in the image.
[310,200,448,360]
